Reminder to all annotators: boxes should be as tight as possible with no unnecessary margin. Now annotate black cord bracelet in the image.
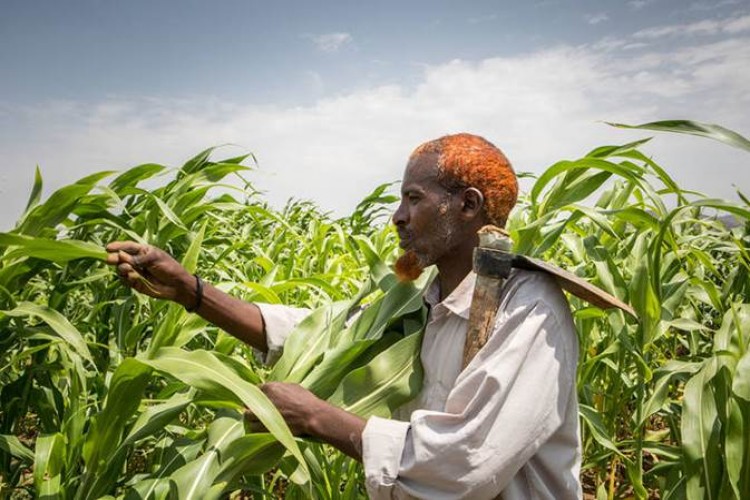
[185,274,203,313]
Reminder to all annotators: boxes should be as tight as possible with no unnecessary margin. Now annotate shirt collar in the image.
[424,271,476,320]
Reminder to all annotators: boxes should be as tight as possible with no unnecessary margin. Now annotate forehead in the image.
[401,152,442,192]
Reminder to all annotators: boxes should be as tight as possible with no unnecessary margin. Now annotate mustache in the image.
[394,250,424,282]
[397,228,412,240]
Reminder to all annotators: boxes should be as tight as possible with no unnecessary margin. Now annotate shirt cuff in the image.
[255,303,310,365]
[363,416,410,498]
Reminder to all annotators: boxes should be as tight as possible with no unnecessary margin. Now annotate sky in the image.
[1,0,749,230]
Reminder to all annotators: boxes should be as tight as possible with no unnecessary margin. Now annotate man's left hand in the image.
[248,382,323,436]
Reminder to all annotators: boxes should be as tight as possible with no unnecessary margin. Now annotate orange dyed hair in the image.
[411,133,518,227]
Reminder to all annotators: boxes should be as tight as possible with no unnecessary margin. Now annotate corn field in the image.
[1,121,749,499]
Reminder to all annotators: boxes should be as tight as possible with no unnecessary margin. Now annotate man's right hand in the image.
[106,241,269,351]
[105,242,196,307]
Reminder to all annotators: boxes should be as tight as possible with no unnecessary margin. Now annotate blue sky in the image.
[2,0,749,229]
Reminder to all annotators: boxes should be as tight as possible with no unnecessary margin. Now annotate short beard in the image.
[394,250,425,282]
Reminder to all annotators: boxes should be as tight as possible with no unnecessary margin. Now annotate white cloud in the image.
[628,0,652,10]
[585,13,609,25]
[2,26,750,230]
[310,32,352,52]
[468,14,498,24]
[725,14,750,33]
[633,14,750,38]
[689,0,741,12]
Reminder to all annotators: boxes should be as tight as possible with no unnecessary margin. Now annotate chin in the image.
[394,250,425,282]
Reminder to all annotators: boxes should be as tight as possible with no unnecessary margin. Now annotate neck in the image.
[436,240,475,301]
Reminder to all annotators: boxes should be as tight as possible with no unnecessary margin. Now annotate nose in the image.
[392,199,408,227]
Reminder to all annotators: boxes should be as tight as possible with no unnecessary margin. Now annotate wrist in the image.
[303,397,330,437]
[185,275,203,312]
[176,272,200,308]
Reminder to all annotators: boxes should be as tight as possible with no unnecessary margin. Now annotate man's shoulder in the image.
[501,268,574,325]
[504,268,566,303]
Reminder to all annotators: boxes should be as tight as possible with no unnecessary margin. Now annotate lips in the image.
[397,231,412,249]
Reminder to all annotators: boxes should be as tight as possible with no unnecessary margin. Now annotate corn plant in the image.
[1,120,749,499]
[0,148,414,499]
[507,120,750,499]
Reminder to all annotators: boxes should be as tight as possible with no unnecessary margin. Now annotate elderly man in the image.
[107,133,581,499]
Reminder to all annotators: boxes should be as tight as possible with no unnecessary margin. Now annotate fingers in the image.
[106,241,143,254]
[116,261,134,276]
[106,241,145,267]
[106,242,177,299]
[115,261,142,288]
[243,409,268,433]
[105,249,124,266]
[112,250,146,288]
[106,242,160,270]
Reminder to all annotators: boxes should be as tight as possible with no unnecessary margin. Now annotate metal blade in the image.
[511,254,637,319]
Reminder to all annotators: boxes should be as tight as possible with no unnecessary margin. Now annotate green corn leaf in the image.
[80,359,152,499]
[170,312,210,351]
[129,439,206,499]
[4,302,94,363]
[147,303,186,357]
[270,301,351,383]
[301,336,387,399]
[579,404,622,456]
[607,120,750,153]
[623,457,650,499]
[140,348,311,485]
[109,163,168,194]
[0,232,107,263]
[17,171,114,236]
[640,360,703,426]
[566,204,619,239]
[24,165,43,214]
[531,158,643,208]
[715,304,750,357]
[0,434,34,462]
[724,397,745,499]
[126,479,172,500]
[123,392,194,446]
[191,162,251,183]
[682,359,723,500]
[217,151,253,165]
[606,207,660,230]
[181,146,216,174]
[241,281,283,304]
[182,219,207,274]
[150,193,188,230]
[168,413,245,500]
[34,433,66,498]
[329,328,424,418]
[544,171,613,213]
[214,434,285,483]
[733,350,750,402]
[148,220,213,353]
[616,149,686,202]
[354,235,397,290]
[586,138,653,158]
[630,258,660,346]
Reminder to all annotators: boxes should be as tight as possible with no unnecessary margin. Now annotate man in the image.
[107,133,581,499]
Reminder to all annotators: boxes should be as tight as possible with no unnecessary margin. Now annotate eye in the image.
[407,193,421,203]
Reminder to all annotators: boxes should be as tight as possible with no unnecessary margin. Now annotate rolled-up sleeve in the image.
[255,303,311,365]
[362,294,579,499]
[362,417,411,493]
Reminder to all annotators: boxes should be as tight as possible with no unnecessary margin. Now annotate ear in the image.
[460,187,485,220]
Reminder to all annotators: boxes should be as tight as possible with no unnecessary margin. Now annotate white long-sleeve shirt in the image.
[259,269,582,499]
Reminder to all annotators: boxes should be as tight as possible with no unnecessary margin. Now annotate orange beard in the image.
[394,250,424,282]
